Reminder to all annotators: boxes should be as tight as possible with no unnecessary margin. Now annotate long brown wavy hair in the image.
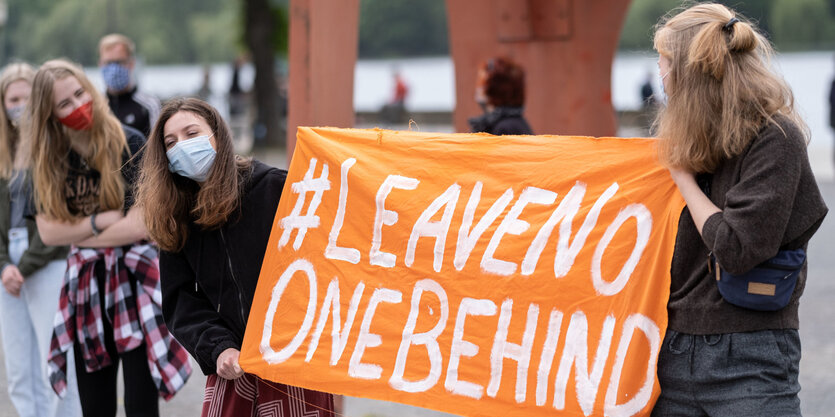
[653,3,807,173]
[0,62,35,179]
[25,59,128,220]
[136,97,252,252]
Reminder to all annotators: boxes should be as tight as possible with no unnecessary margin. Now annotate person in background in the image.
[379,68,409,125]
[380,68,409,125]
[391,69,409,109]
[0,62,82,417]
[640,70,656,108]
[829,54,835,169]
[195,65,212,102]
[468,56,533,135]
[136,97,335,416]
[228,55,247,119]
[652,4,827,415]
[26,59,191,417]
[98,33,161,137]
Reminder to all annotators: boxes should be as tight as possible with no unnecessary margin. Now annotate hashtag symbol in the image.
[278,158,331,250]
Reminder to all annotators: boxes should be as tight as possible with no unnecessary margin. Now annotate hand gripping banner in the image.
[240,127,685,417]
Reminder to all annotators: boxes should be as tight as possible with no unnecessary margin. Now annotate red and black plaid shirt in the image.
[47,243,192,400]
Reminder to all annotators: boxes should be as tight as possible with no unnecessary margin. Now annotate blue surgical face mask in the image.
[167,134,216,182]
[101,62,131,92]
[5,105,25,126]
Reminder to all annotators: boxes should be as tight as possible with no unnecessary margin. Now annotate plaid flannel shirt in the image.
[47,243,192,400]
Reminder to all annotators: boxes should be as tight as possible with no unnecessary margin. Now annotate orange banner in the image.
[240,127,685,417]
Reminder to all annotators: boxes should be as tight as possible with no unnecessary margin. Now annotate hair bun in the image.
[726,20,757,53]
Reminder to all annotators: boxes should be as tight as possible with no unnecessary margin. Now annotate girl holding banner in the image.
[136,98,335,416]
[652,4,827,415]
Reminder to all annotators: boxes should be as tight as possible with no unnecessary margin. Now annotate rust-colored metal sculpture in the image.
[287,0,632,154]
[286,0,360,153]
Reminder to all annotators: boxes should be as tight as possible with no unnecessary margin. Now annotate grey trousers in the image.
[651,329,801,417]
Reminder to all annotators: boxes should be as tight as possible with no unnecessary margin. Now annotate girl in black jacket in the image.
[137,98,334,416]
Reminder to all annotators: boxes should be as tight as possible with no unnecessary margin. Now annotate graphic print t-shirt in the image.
[64,126,146,216]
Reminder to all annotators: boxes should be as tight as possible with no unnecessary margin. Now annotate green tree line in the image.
[1,0,832,66]
[1,0,245,65]
[620,0,835,51]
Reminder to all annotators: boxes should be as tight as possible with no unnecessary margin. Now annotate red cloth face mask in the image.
[58,101,94,130]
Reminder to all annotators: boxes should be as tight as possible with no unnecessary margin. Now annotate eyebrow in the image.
[163,123,203,140]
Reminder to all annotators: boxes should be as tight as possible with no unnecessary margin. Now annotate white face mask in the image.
[659,71,670,105]
[5,105,25,126]
[166,134,216,182]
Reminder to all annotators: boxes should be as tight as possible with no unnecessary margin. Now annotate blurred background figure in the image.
[195,65,212,102]
[829,55,835,170]
[468,56,532,135]
[228,55,248,120]
[0,62,82,417]
[379,68,409,124]
[98,33,161,137]
[640,70,656,108]
[227,54,254,152]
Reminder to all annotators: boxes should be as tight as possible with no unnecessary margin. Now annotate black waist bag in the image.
[711,248,806,311]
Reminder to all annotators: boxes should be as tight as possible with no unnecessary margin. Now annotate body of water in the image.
[86,51,835,179]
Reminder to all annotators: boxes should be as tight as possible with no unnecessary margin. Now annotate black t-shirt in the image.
[64,126,146,216]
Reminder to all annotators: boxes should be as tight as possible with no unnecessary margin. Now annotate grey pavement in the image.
[0,145,832,417]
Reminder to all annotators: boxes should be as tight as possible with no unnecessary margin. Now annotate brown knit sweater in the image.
[668,117,828,334]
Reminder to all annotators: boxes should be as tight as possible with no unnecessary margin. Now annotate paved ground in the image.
[0,144,832,417]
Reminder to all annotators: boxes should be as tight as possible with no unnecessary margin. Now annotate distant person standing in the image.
[392,70,409,107]
[830,59,835,167]
[98,33,160,137]
[195,65,212,102]
[380,69,409,124]
[228,56,247,119]
[640,70,656,108]
[468,56,533,135]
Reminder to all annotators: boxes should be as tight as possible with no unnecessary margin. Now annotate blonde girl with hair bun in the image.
[651,4,828,415]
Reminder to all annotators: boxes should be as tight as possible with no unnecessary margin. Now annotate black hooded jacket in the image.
[159,160,287,375]
[468,106,534,136]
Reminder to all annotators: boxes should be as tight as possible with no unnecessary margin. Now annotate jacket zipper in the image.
[219,229,247,326]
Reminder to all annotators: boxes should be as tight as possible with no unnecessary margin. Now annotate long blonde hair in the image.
[653,3,807,173]
[25,59,128,221]
[0,62,35,179]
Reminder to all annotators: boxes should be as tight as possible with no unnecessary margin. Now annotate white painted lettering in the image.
[389,279,450,393]
[487,300,540,403]
[604,314,661,417]
[370,175,419,268]
[444,297,497,399]
[325,158,361,264]
[348,288,403,380]
[591,204,652,296]
[482,187,557,276]
[261,259,318,364]
[406,184,461,272]
[454,183,514,271]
